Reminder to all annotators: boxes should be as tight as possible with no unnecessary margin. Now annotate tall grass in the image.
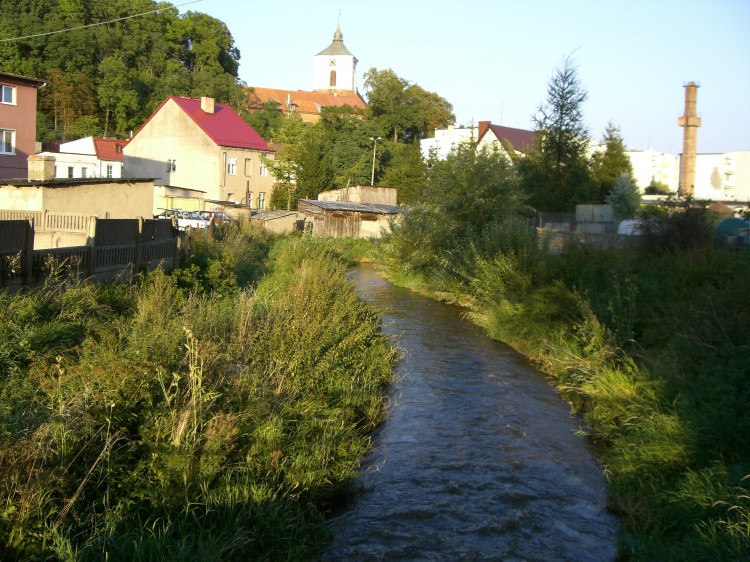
[0,230,396,561]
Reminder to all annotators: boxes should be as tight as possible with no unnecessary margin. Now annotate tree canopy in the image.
[0,0,243,139]
[590,121,634,201]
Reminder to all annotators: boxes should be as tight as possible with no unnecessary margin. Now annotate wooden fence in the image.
[0,217,178,289]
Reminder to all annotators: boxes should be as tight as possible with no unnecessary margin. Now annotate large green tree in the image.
[364,68,454,144]
[520,56,594,211]
[590,121,634,201]
[0,1,243,140]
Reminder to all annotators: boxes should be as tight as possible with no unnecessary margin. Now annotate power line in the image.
[0,0,205,43]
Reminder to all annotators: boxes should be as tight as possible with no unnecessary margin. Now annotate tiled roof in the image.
[478,122,536,153]
[246,87,366,116]
[94,138,127,161]
[169,96,271,151]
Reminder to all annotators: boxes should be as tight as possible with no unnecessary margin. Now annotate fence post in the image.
[88,216,97,279]
[134,216,143,277]
[24,218,34,285]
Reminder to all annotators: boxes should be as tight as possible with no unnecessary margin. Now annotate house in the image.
[0,72,46,180]
[245,24,366,124]
[476,121,536,156]
[124,96,275,210]
[250,209,301,234]
[37,136,127,179]
[421,121,535,160]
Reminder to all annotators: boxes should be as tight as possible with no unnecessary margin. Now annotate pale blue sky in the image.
[186,0,750,154]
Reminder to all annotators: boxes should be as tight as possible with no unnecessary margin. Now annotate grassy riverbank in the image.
[0,224,396,561]
[380,200,750,559]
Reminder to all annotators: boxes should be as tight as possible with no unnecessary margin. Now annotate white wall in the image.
[626,149,679,193]
[421,126,475,159]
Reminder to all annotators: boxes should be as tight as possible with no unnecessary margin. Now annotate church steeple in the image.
[314,23,358,93]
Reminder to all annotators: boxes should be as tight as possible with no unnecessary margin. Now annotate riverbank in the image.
[0,226,396,560]
[377,227,750,560]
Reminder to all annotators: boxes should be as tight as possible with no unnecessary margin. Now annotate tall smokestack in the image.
[678,82,701,197]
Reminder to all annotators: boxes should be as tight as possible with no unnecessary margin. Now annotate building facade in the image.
[37,136,126,179]
[124,96,275,209]
[0,72,45,180]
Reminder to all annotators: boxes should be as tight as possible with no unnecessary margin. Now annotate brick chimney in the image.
[27,155,55,181]
[200,96,215,114]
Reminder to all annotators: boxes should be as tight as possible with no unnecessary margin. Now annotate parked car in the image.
[155,209,209,231]
[199,210,237,223]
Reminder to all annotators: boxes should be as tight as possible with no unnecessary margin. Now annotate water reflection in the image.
[323,266,618,561]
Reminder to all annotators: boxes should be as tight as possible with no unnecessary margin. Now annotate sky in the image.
[181,0,750,154]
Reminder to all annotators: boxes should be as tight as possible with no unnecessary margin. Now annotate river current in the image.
[321,266,619,561]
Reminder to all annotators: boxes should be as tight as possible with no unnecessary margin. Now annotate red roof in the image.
[170,96,270,151]
[246,87,366,117]
[94,138,127,161]
[477,121,536,153]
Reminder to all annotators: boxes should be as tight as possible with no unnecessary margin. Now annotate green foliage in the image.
[606,173,641,219]
[590,122,634,201]
[0,234,395,560]
[0,1,243,141]
[520,56,594,211]
[644,179,671,195]
[380,141,427,203]
[364,67,454,144]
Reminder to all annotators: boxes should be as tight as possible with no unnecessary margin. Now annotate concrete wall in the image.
[626,149,679,193]
[317,185,397,205]
[37,151,123,180]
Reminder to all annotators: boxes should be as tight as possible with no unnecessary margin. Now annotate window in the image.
[227,157,237,175]
[106,165,113,178]
[329,70,337,87]
[68,167,74,178]
[166,159,176,172]
[244,158,252,176]
[258,192,266,210]
[81,168,88,178]
[0,129,14,154]
[259,163,268,177]
[1,85,15,105]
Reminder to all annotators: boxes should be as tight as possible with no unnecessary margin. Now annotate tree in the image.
[245,100,283,141]
[380,142,427,204]
[606,173,641,219]
[364,68,454,144]
[590,121,633,201]
[520,56,594,211]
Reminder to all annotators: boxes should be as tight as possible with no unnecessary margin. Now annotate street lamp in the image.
[370,136,382,186]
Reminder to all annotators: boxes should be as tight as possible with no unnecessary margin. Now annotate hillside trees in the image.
[0,1,243,140]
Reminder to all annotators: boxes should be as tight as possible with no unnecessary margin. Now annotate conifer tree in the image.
[590,121,634,201]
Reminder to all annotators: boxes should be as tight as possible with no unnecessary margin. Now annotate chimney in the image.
[477,121,491,141]
[678,82,701,197]
[201,96,215,114]
[27,155,55,181]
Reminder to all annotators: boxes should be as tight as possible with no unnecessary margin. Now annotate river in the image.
[321,266,619,561]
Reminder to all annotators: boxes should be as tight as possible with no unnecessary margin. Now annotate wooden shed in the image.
[297,199,400,238]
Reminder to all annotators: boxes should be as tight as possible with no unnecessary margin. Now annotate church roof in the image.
[246,87,366,117]
[316,24,356,58]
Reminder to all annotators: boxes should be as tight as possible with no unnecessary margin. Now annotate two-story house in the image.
[37,136,127,179]
[0,72,46,180]
[124,96,275,210]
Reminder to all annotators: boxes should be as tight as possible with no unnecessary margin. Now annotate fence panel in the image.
[45,213,93,233]
[95,219,139,246]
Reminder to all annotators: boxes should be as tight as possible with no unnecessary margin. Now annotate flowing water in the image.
[322,266,619,561]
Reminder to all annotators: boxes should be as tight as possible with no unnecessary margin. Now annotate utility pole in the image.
[370,136,381,186]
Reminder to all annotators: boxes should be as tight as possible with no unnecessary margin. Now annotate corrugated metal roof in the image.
[299,199,400,214]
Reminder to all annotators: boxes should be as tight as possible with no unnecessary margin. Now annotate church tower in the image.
[314,24,358,93]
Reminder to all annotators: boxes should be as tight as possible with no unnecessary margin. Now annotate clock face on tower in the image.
[329,59,336,66]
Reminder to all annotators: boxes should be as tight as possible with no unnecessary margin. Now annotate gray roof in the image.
[299,199,400,215]
[251,210,298,220]
[316,24,355,57]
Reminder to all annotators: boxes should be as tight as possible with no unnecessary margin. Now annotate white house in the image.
[37,136,126,179]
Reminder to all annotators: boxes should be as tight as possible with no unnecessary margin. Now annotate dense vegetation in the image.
[0,224,396,560]
[380,144,750,560]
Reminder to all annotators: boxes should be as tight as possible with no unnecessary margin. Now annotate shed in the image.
[297,199,399,238]
[250,209,300,234]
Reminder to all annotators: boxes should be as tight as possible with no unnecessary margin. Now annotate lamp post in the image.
[370,136,382,186]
